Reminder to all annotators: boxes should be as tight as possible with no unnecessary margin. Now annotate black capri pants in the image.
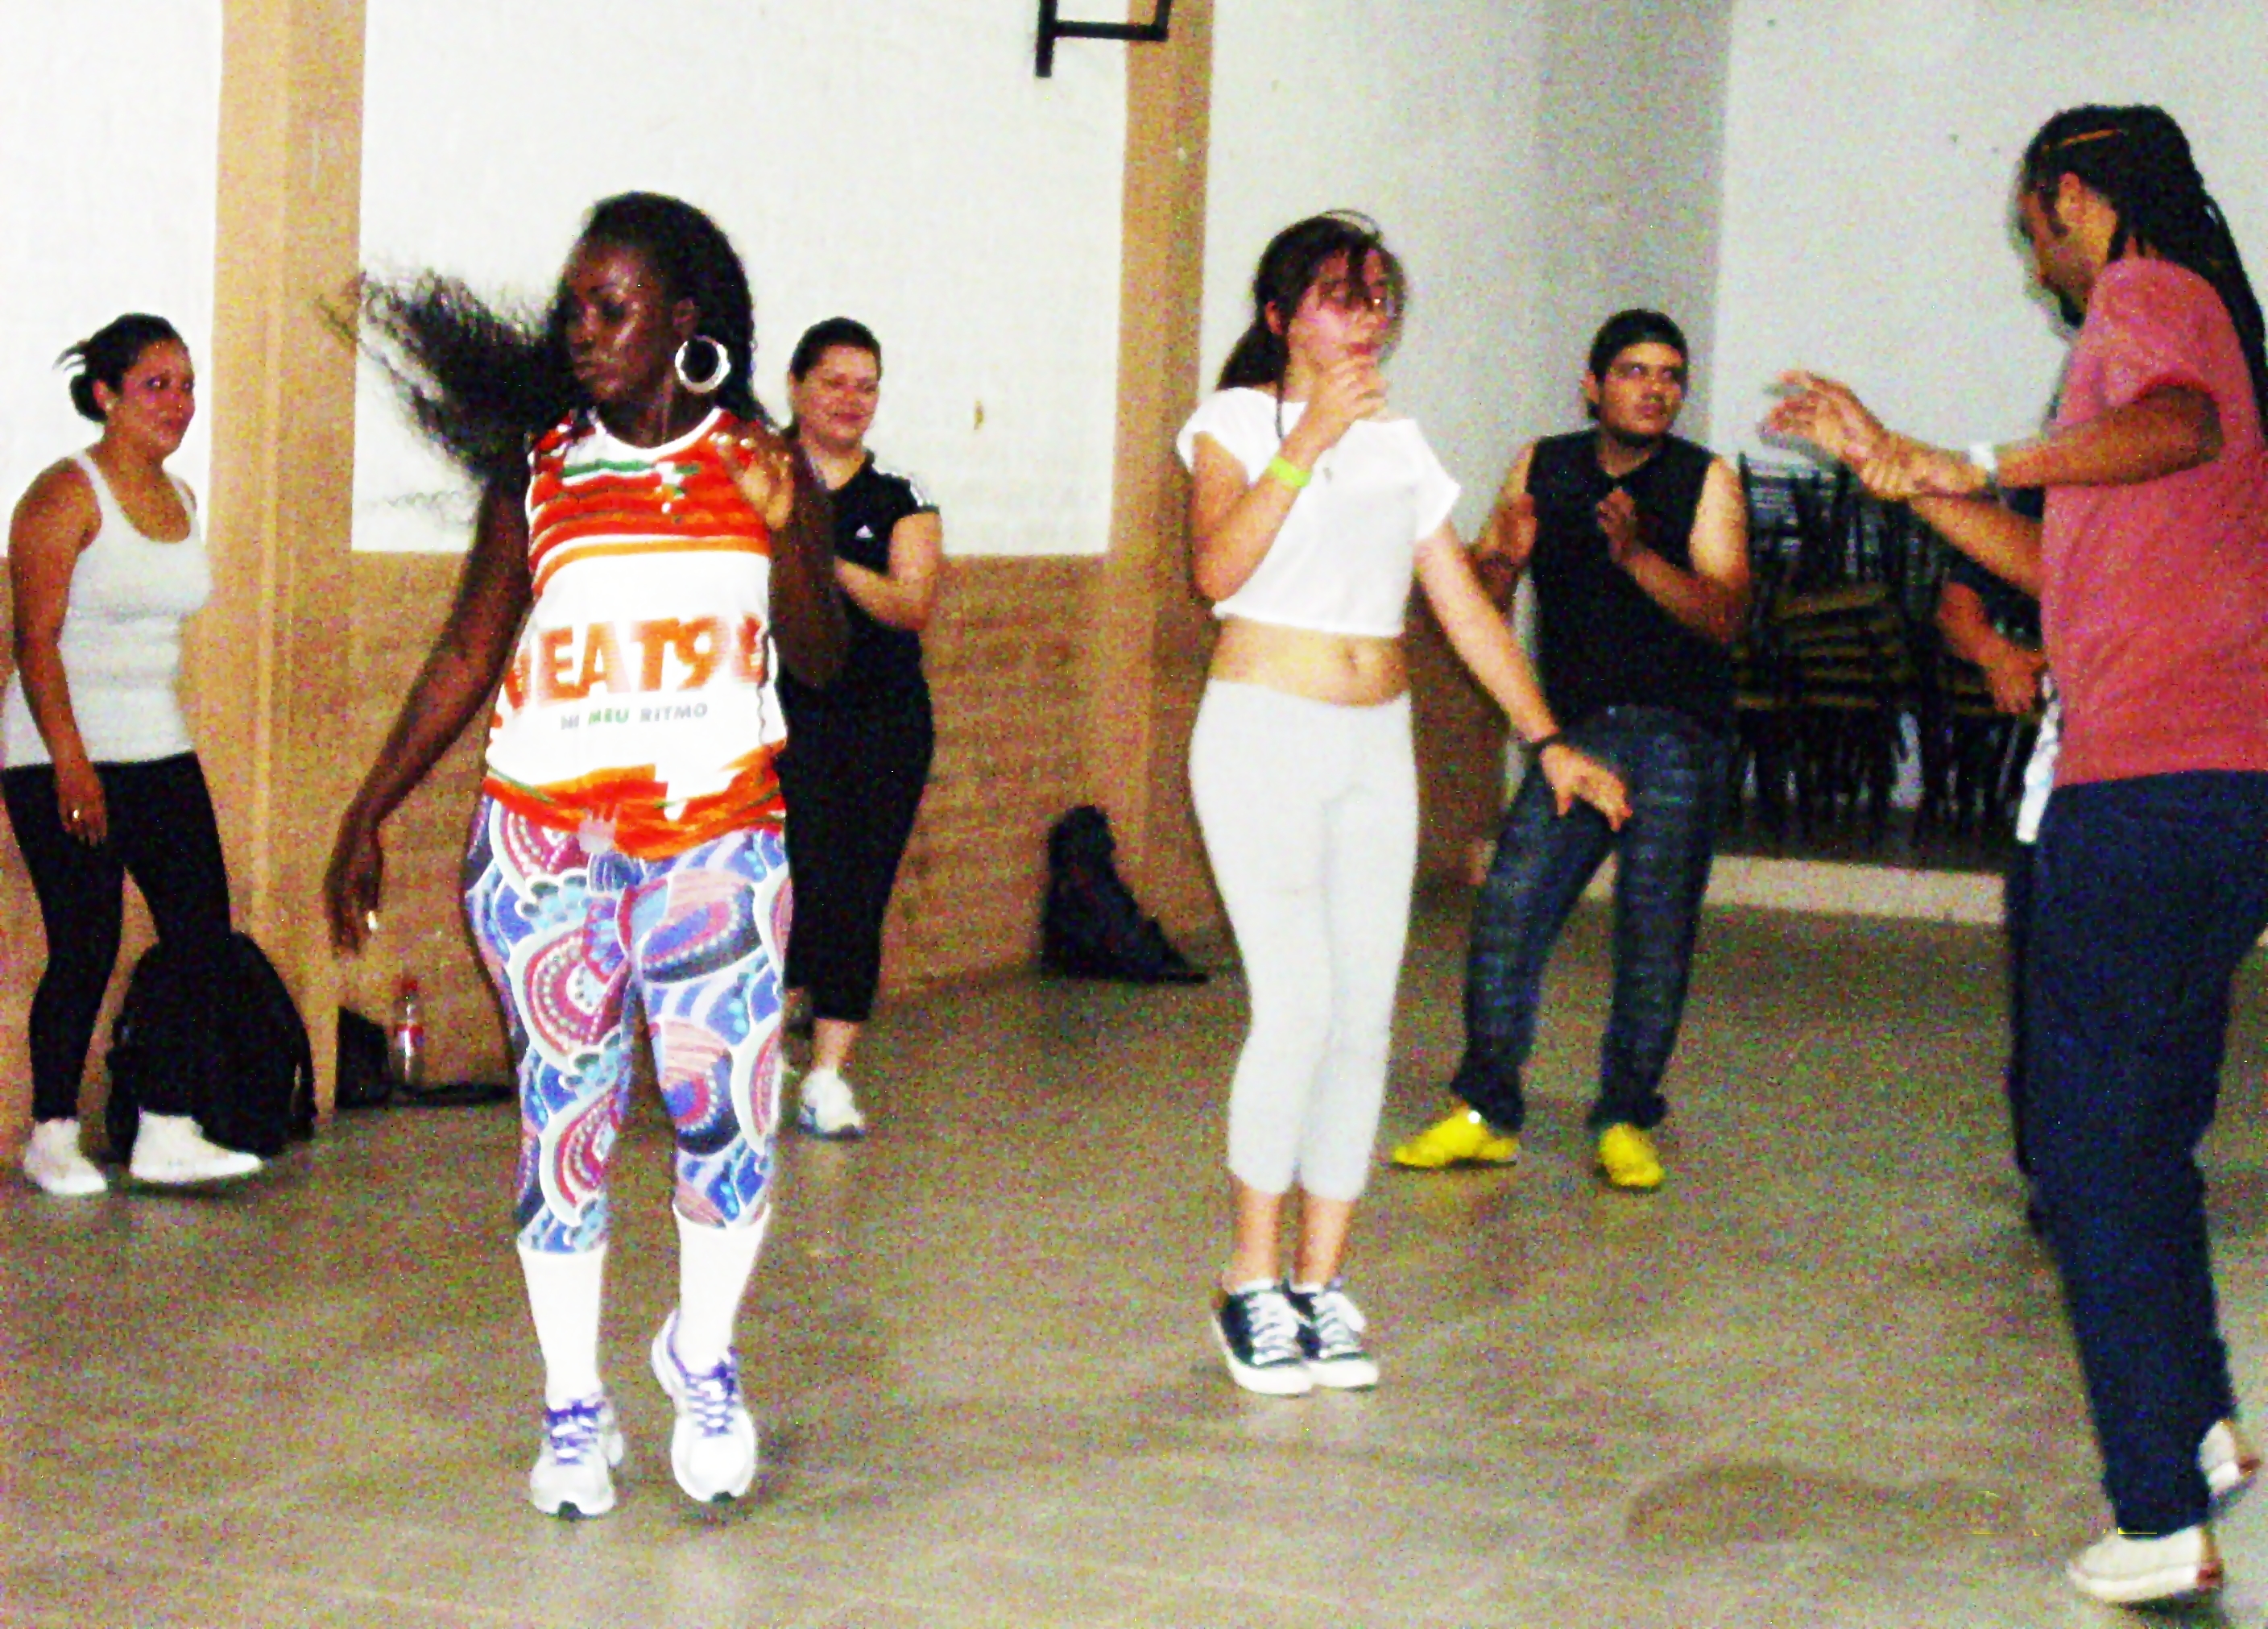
[2,752,232,1121]
[778,688,933,1026]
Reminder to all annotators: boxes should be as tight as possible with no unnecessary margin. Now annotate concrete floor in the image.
[7,894,2268,1627]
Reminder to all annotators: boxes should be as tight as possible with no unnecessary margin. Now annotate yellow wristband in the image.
[1264,454,1311,491]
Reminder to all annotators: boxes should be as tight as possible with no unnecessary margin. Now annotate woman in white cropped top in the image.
[1179,213,1628,1396]
[3,315,261,1195]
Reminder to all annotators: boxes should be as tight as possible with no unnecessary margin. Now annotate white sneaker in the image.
[649,1311,757,1503]
[2066,1525,2220,1605]
[2201,1418,2260,1507]
[21,1119,106,1197]
[797,1067,867,1139]
[129,1113,262,1185]
[528,1394,624,1519]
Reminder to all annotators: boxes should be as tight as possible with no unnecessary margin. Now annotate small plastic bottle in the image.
[390,975,426,1094]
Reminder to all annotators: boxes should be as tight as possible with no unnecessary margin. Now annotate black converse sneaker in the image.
[1212,1281,1314,1395]
[1283,1279,1380,1390]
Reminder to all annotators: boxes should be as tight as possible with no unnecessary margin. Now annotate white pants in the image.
[1189,681,1418,1202]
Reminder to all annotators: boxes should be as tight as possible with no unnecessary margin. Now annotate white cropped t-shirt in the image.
[1176,387,1459,638]
[2,452,209,767]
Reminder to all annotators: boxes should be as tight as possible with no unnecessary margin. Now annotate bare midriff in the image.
[1209,617,1408,707]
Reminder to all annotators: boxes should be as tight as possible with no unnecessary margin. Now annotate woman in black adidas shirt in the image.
[776,318,943,1138]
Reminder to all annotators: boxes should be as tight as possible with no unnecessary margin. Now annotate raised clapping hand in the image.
[1765,371,1889,467]
[1541,744,1633,831]
[1766,372,1989,503]
[717,425,797,530]
[1597,487,1642,566]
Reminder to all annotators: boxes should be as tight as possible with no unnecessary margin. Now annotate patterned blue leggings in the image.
[462,800,792,1254]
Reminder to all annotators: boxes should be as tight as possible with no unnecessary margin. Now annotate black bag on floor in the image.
[1041,805,1206,984]
[106,932,317,1160]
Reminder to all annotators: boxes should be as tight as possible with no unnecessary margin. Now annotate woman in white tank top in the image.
[3,315,260,1194]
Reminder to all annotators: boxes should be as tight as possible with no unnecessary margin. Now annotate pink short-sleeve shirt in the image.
[2043,258,2268,785]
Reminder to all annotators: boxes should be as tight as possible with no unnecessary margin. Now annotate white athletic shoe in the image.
[528,1394,625,1519]
[797,1067,867,1139]
[21,1119,106,1197]
[2066,1524,2220,1605]
[129,1113,261,1185]
[650,1311,758,1503]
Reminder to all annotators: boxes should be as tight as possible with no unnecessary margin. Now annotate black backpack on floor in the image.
[106,931,317,1160]
[1041,806,1206,984]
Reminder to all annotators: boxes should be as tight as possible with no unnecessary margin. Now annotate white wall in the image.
[1710,0,2268,458]
[1202,2,1548,530]
[1202,1,1736,533]
[354,0,1127,556]
[0,6,222,537]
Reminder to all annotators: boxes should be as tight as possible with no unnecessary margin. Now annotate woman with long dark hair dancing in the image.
[1182,213,1627,1395]
[6,315,261,1193]
[323,193,844,1518]
[776,317,943,1138]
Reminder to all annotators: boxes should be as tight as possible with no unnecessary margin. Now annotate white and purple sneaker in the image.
[528,1393,623,1519]
[650,1312,758,1503]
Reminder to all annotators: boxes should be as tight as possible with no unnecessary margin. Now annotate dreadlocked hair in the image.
[2022,105,2268,417]
[349,192,773,488]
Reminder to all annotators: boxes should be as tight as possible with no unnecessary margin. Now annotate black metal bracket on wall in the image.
[1037,0,1173,77]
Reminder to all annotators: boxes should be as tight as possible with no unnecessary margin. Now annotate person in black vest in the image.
[776,318,943,1138]
[1393,309,1749,1190]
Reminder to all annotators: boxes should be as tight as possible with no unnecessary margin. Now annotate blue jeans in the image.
[2026,770,2268,1535]
[1450,707,1728,1134]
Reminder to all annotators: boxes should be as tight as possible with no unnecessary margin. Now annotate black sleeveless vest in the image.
[1526,430,1734,733]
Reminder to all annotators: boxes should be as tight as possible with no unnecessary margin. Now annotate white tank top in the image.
[2,452,209,767]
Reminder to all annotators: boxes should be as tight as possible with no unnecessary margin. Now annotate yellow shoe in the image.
[1596,1124,1664,1191]
[1390,1106,1518,1171]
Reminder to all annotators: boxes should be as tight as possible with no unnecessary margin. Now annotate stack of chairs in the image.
[1728,459,1805,832]
[1733,459,1924,844]
[1918,651,2041,835]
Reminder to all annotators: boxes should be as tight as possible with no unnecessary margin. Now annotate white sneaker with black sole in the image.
[1212,1281,1313,1396]
[797,1067,867,1139]
[1283,1278,1380,1390]
[650,1311,758,1503]
[528,1394,624,1519]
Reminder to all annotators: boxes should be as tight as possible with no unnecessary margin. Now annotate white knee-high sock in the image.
[673,1206,771,1373]
[518,1243,607,1407]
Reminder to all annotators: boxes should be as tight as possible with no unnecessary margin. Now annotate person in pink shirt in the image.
[1771,105,2268,1608]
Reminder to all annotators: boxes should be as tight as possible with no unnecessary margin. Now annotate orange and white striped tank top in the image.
[482,407,785,857]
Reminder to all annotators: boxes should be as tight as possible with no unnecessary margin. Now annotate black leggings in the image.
[2,752,232,1121]
[778,693,933,1025]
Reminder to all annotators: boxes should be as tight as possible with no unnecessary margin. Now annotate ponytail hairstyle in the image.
[59,314,183,423]
[1217,211,1405,391]
[2022,105,2267,418]
[352,191,772,487]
